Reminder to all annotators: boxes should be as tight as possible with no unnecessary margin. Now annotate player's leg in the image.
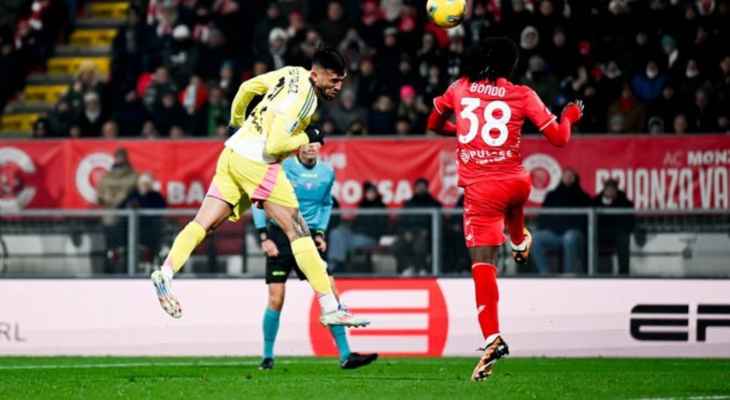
[469,245,510,381]
[151,149,242,319]
[151,195,232,319]
[260,282,285,370]
[264,201,368,327]
[463,182,510,381]
[505,174,533,264]
[161,196,232,278]
[325,276,379,369]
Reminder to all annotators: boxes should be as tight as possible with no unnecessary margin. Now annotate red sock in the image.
[506,206,525,245]
[471,262,499,339]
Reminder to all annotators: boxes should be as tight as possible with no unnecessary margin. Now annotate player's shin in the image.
[161,221,207,278]
[290,237,337,311]
[472,262,500,339]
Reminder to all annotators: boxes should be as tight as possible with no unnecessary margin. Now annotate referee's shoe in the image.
[340,352,378,369]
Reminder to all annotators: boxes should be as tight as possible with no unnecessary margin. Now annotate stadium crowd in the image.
[23,0,730,138]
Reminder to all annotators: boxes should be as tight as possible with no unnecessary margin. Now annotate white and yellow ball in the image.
[426,0,466,28]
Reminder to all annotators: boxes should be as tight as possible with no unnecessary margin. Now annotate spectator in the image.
[688,89,716,133]
[593,179,635,275]
[631,60,668,103]
[153,90,186,136]
[325,88,366,133]
[376,27,400,77]
[31,117,50,138]
[394,178,441,275]
[395,117,411,135]
[673,113,689,134]
[532,169,592,274]
[368,95,396,135]
[63,61,106,113]
[263,27,289,70]
[522,55,560,108]
[73,92,107,137]
[327,182,387,272]
[607,83,646,133]
[47,99,76,136]
[254,2,285,55]
[317,1,348,46]
[101,120,119,139]
[142,120,159,138]
[179,75,208,135]
[396,85,426,132]
[205,86,229,136]
[140,66,177,112]
[354,57,381,109]
[122,172,166,262]
[96,148,138,273]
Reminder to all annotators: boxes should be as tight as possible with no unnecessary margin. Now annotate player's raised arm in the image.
[524,88,584,147]
[427,83,458,136]
[229,70,281,128]
[265,87,317,156]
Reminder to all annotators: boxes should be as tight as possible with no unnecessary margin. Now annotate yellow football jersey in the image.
[225,66,317,163]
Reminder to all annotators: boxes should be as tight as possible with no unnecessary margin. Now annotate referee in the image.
[253,142,378,370]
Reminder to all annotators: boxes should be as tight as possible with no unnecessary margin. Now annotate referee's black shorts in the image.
[264,224,330,284]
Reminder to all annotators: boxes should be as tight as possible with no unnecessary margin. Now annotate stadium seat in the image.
[69,29,118,48]
[86,2,129,19]
[0,113,39,135]
[47,56,111,77]
[22,84,69,104]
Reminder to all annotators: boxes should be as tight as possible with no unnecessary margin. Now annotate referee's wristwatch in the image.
[257,228,269,244]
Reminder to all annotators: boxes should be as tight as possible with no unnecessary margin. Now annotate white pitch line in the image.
[0,359,337,371]
[635,396,730,400]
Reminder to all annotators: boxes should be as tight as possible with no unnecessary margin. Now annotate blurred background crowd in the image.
[2,0,730,138]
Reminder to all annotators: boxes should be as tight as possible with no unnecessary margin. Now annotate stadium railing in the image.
[1,208,729,278]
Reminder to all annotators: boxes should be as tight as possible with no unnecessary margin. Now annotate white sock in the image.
[161,265,174,281]
[319,293,339,314]
[511,237,527,251]
[485,333,501,346]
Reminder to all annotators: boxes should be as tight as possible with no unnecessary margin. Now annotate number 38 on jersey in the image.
[459,97,511,147]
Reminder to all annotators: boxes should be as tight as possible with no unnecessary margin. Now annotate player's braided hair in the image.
[462,37,519,82]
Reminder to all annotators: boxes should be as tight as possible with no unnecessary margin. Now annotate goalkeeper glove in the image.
[561,100,584,123]
[305,126,325,145]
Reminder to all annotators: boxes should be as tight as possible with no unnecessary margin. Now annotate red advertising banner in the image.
[1,135,728,211]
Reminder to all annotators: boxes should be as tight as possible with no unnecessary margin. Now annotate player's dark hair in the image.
[312,47,347,75]
[462,37,519,82]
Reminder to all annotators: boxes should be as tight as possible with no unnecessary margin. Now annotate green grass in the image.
[1,357,729,399]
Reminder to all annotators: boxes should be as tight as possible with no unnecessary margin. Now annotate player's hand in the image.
[305,126,325,145]
[561,100,584,123]
[261,239,279,257]
[313,232,327,253]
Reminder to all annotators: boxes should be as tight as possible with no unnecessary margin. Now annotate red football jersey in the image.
[433,77,556,187]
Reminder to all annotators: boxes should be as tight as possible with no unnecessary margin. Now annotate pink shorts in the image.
[462,174,532,248]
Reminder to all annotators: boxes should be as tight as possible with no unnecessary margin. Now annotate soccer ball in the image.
[426,0,466,28]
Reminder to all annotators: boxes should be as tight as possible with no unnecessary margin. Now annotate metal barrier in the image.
[1,208,729,278]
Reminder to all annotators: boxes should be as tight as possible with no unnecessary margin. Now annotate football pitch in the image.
[1,357,729,399]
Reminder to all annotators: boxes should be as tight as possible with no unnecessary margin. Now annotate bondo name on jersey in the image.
[469,83,506,97]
